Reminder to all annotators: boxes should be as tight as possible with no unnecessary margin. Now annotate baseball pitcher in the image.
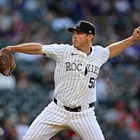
[1,20,140,140]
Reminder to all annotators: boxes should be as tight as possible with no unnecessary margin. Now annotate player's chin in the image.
[73,44,79,49]
[73,42,79,48]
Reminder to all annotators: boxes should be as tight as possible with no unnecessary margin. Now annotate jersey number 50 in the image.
[89,77,95,88]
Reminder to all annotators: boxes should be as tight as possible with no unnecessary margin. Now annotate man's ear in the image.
[89,34,94,42]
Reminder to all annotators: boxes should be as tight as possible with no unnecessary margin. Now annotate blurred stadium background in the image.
[0,0,140,140]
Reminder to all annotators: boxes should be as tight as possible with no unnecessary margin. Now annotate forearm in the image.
[107,36,135,58]
[108,26,140,59]
[6,43,43,55]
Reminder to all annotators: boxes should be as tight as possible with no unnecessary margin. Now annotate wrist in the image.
[6,46,13,52]
[127,37,135,46]
[129,35,139,44]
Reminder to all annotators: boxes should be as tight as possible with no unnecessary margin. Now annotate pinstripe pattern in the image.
[23,102,105,140]
[23,44,109,140]
[43,44,109,107]
[69,108,105,140]
[23,102,69,140]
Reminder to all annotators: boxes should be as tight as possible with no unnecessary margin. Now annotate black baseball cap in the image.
[67,20,96,35]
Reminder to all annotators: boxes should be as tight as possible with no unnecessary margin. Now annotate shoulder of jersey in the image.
[59,44,72,47]
[92,45,103,49]
[92,45,105,52]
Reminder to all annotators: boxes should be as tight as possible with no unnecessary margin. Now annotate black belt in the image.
[54,98,94,112]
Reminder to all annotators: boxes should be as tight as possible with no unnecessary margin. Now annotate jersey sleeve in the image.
[42,44,67,62]
[94,45,110,66]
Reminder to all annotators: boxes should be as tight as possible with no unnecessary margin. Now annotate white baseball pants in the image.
[22,101,105,140]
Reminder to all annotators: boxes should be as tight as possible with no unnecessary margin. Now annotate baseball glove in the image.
[0,48,16,76]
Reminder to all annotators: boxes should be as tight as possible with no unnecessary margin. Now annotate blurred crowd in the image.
[0,0,140,139]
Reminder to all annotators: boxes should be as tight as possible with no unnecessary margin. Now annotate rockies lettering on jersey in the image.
[65,62,99,76]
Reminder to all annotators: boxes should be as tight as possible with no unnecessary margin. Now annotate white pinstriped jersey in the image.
[42,44,109,107]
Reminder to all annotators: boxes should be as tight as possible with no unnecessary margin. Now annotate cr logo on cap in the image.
[76,21,81,27]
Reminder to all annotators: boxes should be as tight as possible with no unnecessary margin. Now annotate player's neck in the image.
[80,45,91,55]
[82,47,92,55]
